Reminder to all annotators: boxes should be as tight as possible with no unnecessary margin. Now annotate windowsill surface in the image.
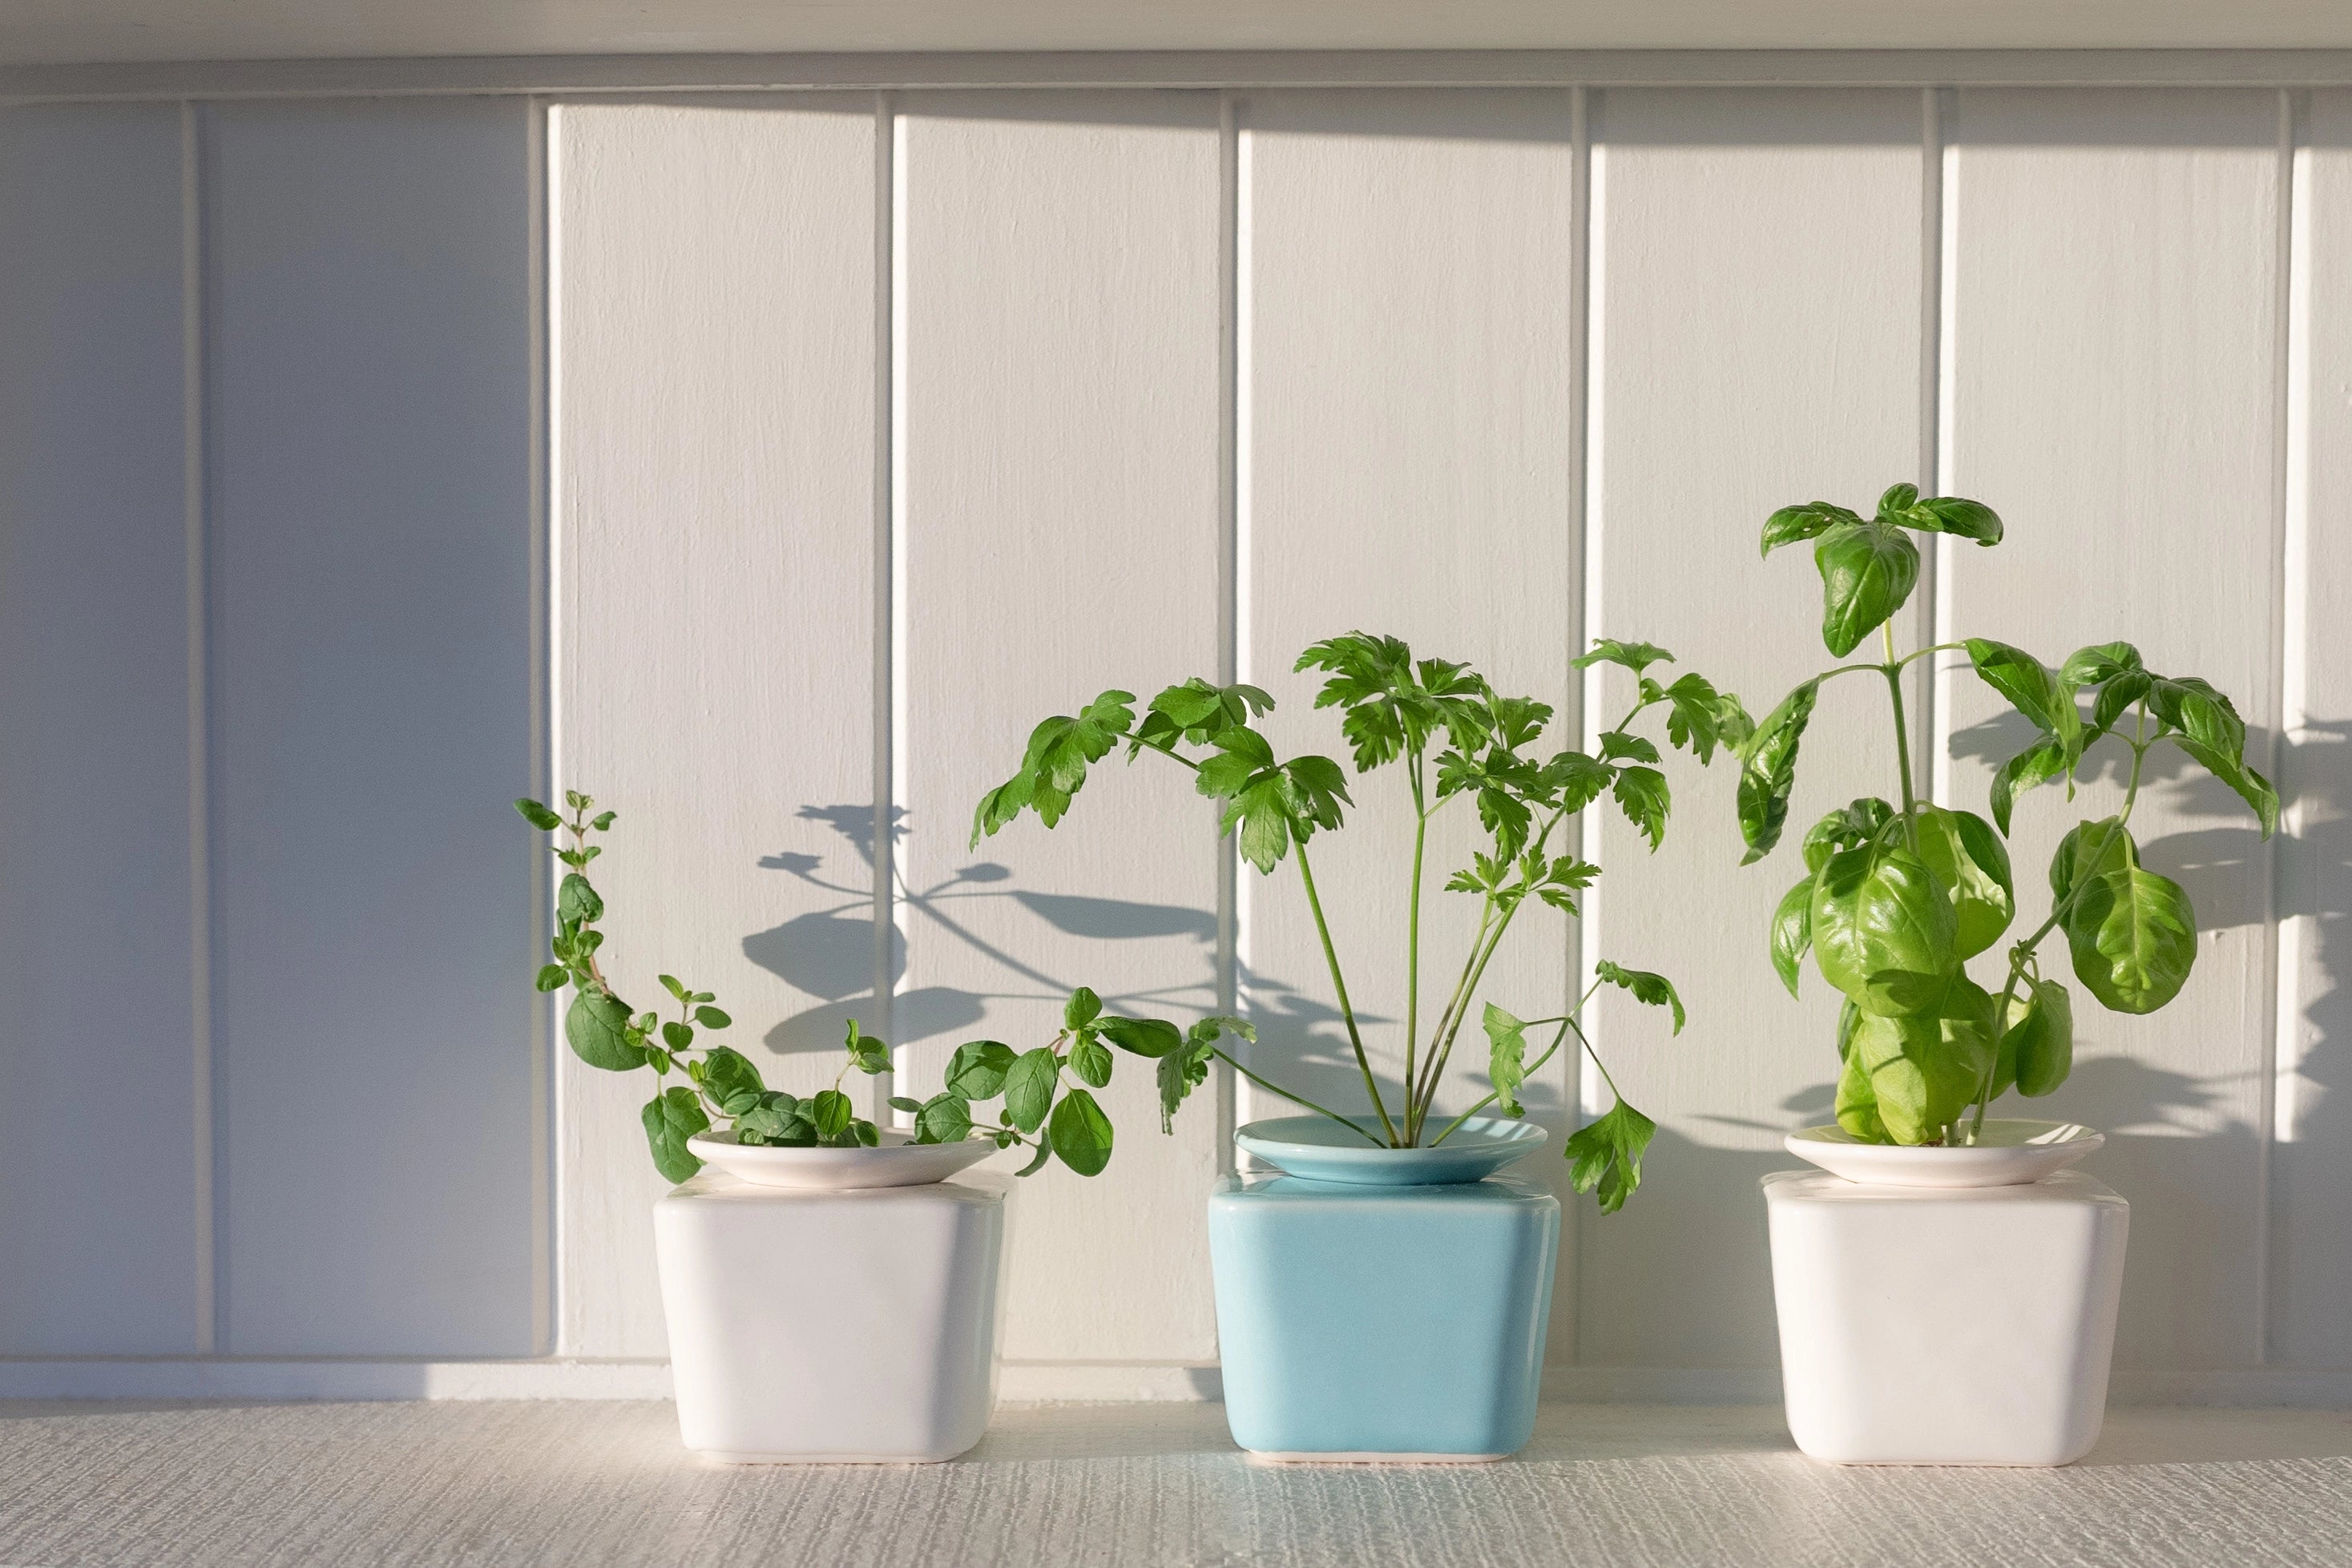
[5,1400,2350,1565]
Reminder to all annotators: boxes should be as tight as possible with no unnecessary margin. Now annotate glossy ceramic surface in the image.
[1208,1171,1558,1458]
[1764,1167,2129,1465]
[1785,1119,2104,1189]
[1234,1115,1547,1186]
[686,1127,995,1191]
[654,1171,1008,1461]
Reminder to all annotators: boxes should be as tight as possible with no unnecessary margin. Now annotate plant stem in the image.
[1428,1019,1571,1146]
[1293,839,1398,1145]
[1209,1047,1386,1145]
[1882,620,1919,847]
[1404,752,1427,1136]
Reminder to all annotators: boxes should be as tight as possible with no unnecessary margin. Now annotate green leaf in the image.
[1846,1005,1990,1145]
[1802,797,1896,875]
[1809,844,1957,1017]
[1156,1038,1215,1134]
[694,1005,732,1031]
[842,1018,891,1075]
[1595,959,1684,1034]
[557,872,604,925]
[1483,1004,1530,1116]
[1099,1016,1184,1058]
[1598,730,1661,765]
[2051,816,2137,901]
[1878,487,2004,545]
[1813,518,1921,657]
[534,964,569,994]
[2005,979,2076,1098]
[2068,865,2197,1015]
[1612,767,1670,852]
[1770,875,1815,998]
[1069,1036,1114,1088]
[565,990,647,1072]
[2060,642,2142,686]
[888,1095,924,1114]
[1737,679,1821,863]
[809,1088,854,1139]
[661,1019,693,1051]
[1063,986,1103,1030]
[1834,1048,1888,1143]
[969,689,1138,845]
[946,1040,1018,1099]
[1964,639,2073,738]
[1047,1088,1115,1177]
[914,1092,973,1146]
[2175,736,2281,839]
[591,810,617,831]
[1911,804,2015,961]
[1013,1139,1054,1177]
[1660,672,1739,765]
[659,973,688,1002]
[1003,1047,1060,1133]
[697,1046,765,1110]
[640,1086,709,1183]
[514,798,563,832]
[1571,639,1674,673]
[732,1090,806,1145]
[1761,500,1864,556]
[1990,735,2068,835]
[1564,1098,1658,1215]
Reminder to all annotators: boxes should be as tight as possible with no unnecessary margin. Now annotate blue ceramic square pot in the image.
[1207,1171,1559,1459]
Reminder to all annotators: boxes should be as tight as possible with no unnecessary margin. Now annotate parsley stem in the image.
[1293,840,1398,1145]
[1210,1048,1384,1145]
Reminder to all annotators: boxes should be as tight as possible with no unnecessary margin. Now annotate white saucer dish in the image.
[1785,1119,2103,1188]
[687,1128,995,1191]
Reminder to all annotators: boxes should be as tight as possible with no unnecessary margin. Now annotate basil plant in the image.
[973,631,1747,1212]
[1738,485,2278,1146]
[518,792,1135,1183]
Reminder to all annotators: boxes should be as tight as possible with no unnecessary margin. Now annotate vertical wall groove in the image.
[522,94,553,1357]
[541,101,569,1355]
[1918,85,1950,804]
[1565,79,1594,1368]
[873,90,901,1123]
[1214,89,1240,1171]
[1230,102,1257,1133]
[180,97,216,1357]
[1930,86,1963,810]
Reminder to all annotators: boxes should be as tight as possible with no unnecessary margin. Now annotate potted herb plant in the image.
[971,631,1743,1460]
[517,792,1168,1462]
[1734,484,2276,1465]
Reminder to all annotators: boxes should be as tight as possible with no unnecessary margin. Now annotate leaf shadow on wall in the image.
[744,803,1224,1056]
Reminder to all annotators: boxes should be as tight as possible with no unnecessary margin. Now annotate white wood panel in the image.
[1239,89,1579,1352]
[555,99,880,1359]
[896,91,1225,1363]
[207,99,539,1354]
[0,103,200,1353]
[1947,87,2281,1368]
[1579,88,1927,1370]
[2274,87,2352,1367]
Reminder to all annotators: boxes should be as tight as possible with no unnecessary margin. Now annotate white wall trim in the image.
[12,50,2352,106]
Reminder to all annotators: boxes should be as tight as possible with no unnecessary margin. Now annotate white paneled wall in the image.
[4,73,2350,1399]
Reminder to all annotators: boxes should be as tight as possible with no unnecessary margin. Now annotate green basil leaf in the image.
[1737,679,1821,863]
[2061,642,2142,686]
[565,990,647,1072]
[945,1040,1018,1099]
[1770,874,1815,998]
[1834,1047,1887,1143]
[1801,797,1896,875]
[639,1086,709,1183]
[1483,1004,1530,1117]
[1047,1088,1115,1177]
[1063,986,1103,1029]
[1809,845,1956,1017]
[1563,1098,1657,1215]
[1912,804,2015,961]
[1761,500,1864,557]
[2005,978,2076,1098]
[1069,1036,1114,1088]
[1879,488,2004,545]
[1003,1048,1060,1133]
[1099,1016,1185,1058]
[1835,998,1862,1063]
[1963,640,2080,765]
[1847,1006,1988,1146]
[1596,959,1685,1034]
[2175,736,2281,839]
[1813,518,1920,658]
[2050,816,2138,903]
[2068,865,2197,1015]
[1991,735,2068,835]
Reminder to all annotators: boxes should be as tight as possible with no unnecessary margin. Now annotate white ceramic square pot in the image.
[652,1170,1008,1463]
[1762,1167,2128,1466]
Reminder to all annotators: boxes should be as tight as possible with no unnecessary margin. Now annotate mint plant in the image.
[518,792,1152,1182]
[971,631,1746,1211]
[1738,484,2278,1146]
